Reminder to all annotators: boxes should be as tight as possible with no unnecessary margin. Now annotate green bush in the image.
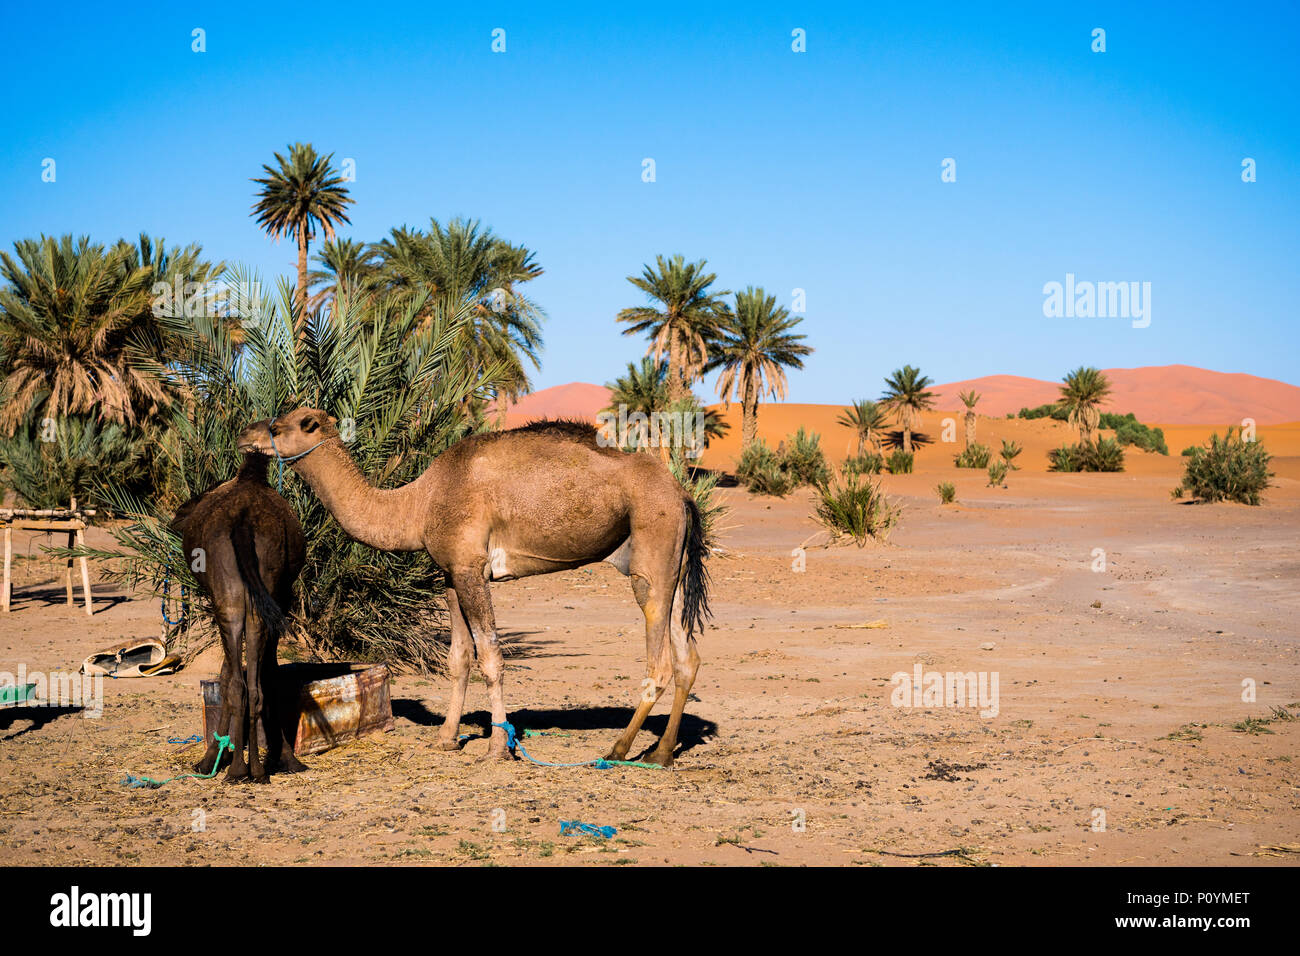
[935,481,956,504]
[1048,438,1126,473]
[69,274,505,672]
[782,427,831,486]
[886,449,914,474]
[1018,403,1068,421]
[1175,428,1271,505]
[954,442,991,468]
[999,439,1023,470]
[0,415,155,508]
[842,451,884,476]
[735,439,793,497]
[987,461,1008,486]
[1180,445,1197,456]
[1099,412,1168,455]
[813,472,900,546]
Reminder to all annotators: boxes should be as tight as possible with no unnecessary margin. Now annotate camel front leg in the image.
[449,569,511,762]
[435,586,473,751]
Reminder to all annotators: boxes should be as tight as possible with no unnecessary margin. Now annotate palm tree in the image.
[370,218,545,405]
[958,389,981,448]
[0,235,211,434]
[837,399,892,457]
[881,365,937,455]
[617,255,730,402]
[1058,366,1113,443]
[250,143,353,337]
[708,288,811,450]
[308,238,378,313]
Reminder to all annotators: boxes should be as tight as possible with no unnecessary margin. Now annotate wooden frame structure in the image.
[1,500,95,616]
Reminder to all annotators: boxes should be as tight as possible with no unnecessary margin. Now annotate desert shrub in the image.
[1099,412,1168,455]
[999,439,1023,470]
[842,451,884,476]
[735,439,793,497]
[813,472,900,546]
[1180,445,1197,456]
[669,456,727,553]
[987,461,1008,486]
[1048,438,1125,473]
[954,442,991,468]
[1018,403,1068,421]
[1175,428,1271,505]
[886,449,914,474]
[935,481,956,504]
[782,427,831,486]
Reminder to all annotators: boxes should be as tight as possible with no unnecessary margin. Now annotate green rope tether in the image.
[121,733,231,789]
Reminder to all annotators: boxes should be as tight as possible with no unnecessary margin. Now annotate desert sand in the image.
[1,422,1296,866]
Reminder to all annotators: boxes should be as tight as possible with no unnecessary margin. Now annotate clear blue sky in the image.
[3,1,1297,401]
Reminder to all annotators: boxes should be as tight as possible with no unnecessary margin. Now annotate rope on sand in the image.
[492,720,662,770]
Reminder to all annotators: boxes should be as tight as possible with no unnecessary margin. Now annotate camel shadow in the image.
[391,698,717,757]
[0,705,82,739]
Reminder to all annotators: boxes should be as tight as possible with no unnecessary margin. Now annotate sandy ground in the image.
[1,446,1297,867]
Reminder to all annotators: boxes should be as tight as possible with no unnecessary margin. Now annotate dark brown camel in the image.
[171,452,307,782]
[236,409,711,766]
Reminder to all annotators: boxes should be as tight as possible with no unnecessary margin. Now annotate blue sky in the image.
[2,1,1297,401]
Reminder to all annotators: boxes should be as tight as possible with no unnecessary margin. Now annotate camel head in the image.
[238,407,340,460]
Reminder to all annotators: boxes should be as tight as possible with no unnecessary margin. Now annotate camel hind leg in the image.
[603,521,683,762]
[643,589,701,767]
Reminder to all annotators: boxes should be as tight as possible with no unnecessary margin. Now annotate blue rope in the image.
[266,423,328,494]
[160,567,187,628]
[168,734,202,745]
[560,820,617,839]
[491,720,662,770]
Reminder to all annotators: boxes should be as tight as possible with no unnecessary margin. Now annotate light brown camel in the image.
[236,408,711,766]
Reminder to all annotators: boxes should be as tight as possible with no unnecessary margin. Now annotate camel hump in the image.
[504,418,601,444]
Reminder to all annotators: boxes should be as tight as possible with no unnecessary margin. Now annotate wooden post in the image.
[2,524,11,612]
[65,497,76,609]
[76,528,92,616]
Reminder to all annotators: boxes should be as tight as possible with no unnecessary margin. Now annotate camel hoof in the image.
[225,768,251,784]
[193,757,216,775]
[250,772,270,785]
[436,738,464,752]
[475,748,511,764]
[276,755,308,774]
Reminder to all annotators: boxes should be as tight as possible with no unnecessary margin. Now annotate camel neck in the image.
[291,440,433,551]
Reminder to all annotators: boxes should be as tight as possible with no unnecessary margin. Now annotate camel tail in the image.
[681,496,712,642]
[230,524,287,635]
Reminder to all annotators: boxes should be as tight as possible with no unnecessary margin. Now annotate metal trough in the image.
[201,662,394,755]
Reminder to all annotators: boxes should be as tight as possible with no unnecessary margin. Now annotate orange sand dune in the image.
[489,374,1300,479]
[932,365,1300,425]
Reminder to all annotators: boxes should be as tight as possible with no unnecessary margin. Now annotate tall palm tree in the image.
[250,143,353,337]
[370,218,545,405]
[617,255,730,402]
[837,399,892,457]
[708,287,811,450]
[0,235,211,434]
[958,389,981,448]
[881,365,936,455]
[1058,366,1113,443]
[308,237,378,313]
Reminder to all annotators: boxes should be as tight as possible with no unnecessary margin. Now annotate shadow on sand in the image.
[391,698,717,758]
